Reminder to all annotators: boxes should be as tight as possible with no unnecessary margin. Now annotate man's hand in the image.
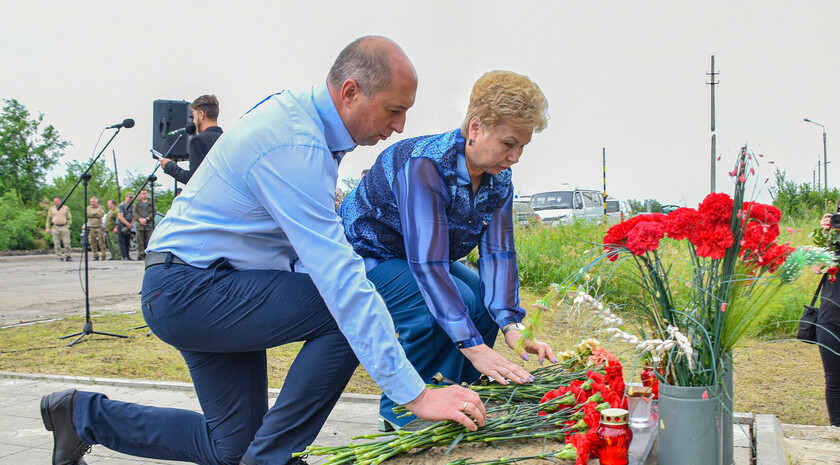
[45,228,50,234]
[504,329,557,365]
[460,344,533,385]
[139,218,147,226]
[821,213,833,231]
[158,157,172,167]
[403,385,486,431]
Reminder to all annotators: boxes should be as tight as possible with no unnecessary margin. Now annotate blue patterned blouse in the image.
[339,129,525,348]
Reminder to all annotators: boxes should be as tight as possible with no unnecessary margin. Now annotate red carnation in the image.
[582,402,601,430]
[691,223,735,259]
[566,433,591,465]
[625,221,666,255]
[760,244,795,273]
[663,207,701,240]
[828,266,839,283]
[742,202,781,225]
[739,222,780,261]
[698,192,734,226]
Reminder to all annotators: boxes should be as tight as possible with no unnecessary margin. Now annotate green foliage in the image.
[155,189,176,215]
[770,168,839,221]
[0,189,44,250]
[627,198,663,214]
[341,176,361,194]
[0,99,70,204]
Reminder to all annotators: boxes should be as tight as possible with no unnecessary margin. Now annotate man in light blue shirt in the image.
[39,36,485,465]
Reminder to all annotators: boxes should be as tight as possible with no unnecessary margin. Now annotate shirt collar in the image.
[454,129,471,186]
[313,81,357,159]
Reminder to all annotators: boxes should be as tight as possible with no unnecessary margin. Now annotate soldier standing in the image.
[132,189,155,261]
[104,199,121,260]
[45,197,72,261]
[86,197,106,261]
[117,194,134,260]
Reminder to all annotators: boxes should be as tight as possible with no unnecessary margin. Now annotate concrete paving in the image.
[0,373,381,465]
[1,372,782,465]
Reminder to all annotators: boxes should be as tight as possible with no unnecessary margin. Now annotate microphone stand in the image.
[126,134,184,334]
[59,127,132,346]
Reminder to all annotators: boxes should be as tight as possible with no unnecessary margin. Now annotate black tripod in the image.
[127,173,160,335]
[59,173,131,346]
[127,135,184,334]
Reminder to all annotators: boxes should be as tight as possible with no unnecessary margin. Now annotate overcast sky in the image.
[3,1,838,207]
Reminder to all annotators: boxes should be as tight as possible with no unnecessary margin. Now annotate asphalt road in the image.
[0,254,145,326]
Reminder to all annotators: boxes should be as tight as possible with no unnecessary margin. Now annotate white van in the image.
[530,189,605,225]
[605,198,631,224]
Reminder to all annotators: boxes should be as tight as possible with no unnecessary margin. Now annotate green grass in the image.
[0,288,831,425]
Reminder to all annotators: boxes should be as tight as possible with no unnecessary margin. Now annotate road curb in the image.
[0,371,381,404]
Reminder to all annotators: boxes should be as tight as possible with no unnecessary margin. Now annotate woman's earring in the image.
[468,139,474,146]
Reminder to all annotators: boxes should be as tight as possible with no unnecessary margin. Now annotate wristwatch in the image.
[502,322,526,335]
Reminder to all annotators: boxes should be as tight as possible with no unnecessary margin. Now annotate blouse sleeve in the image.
[477,188,526,327]
[392,157,484,348]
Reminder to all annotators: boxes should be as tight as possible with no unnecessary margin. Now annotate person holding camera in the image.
[815,207,840,426]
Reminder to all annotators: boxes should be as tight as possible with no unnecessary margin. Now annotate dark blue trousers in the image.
[72,257,359,465]
[368,259,498,427]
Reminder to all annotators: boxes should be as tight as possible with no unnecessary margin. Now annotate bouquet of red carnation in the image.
[595,146,835,388]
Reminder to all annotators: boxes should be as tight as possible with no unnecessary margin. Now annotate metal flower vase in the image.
[657,383,724,465]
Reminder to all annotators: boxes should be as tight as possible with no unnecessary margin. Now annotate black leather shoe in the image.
[40,389,91,465]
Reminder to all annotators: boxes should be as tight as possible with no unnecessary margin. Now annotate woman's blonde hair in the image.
[461,70,549,136]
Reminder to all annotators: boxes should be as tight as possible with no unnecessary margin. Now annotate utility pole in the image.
[602,147,607,224]
[818,157,822,191]
[707,55,719,193]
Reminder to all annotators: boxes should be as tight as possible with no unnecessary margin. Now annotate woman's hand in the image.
[504,329,557,364]
[821,213,833,231]
[460,344,534,385]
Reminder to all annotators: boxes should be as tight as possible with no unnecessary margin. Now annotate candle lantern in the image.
[597,408,632,465]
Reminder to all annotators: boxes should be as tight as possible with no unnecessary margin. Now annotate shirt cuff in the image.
[455,335,484,349]
[498,316,522,328]
[377,360,427,405]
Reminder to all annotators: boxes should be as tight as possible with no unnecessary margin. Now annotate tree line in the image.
[0,99,174,251]
[2,98,837,251]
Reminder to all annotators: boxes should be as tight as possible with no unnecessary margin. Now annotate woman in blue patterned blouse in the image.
[339,70,555,430]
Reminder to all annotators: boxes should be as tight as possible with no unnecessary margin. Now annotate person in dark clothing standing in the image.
[132,189,155,261]
[117,193,134,260]
[159,94,223,185]
[816,209,840,426]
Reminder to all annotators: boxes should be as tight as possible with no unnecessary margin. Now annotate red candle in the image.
[597,408,633,465]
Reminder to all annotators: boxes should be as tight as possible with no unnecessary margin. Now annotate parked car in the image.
[512,195,536,226]
[605,199,631,224]
[530,189,604,225]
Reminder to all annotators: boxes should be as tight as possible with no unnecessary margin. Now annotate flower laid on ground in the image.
[298,340,623,465]
[591,146,837,388]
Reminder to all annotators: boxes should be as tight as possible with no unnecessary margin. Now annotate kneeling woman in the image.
[339,70,556,429]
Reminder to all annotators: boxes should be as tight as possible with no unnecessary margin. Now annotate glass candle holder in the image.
[597,408,633,465]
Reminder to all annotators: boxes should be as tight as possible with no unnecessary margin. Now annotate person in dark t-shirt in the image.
[159,94,223,185]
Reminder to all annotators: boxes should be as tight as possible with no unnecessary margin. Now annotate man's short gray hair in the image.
[328,36,396,98]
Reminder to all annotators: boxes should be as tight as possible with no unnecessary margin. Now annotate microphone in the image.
[168,123,197,137]
[106,118,135,129]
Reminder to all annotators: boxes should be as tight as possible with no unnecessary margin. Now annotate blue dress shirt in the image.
[148,83,425,405]
[339,129,525,349]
